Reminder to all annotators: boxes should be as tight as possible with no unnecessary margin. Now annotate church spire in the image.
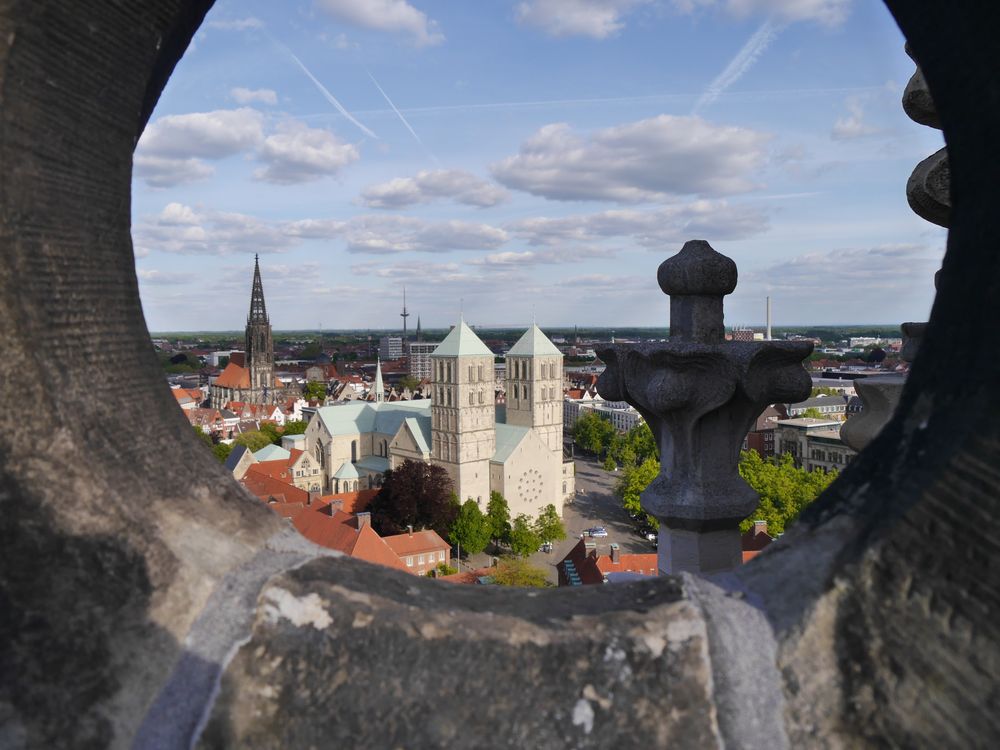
[374,357,384,403]
[416,316,422,342]
[248,254,268,323]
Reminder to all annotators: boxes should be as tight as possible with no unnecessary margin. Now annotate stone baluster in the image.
[597,240,812,575]
[841,45,947,452]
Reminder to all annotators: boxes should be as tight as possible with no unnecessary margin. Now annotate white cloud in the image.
[133,155,214,188]
[138,108,265,159]
[350,260,462,278]
[748,244,939,299]
[254,121,360,184]
[672,0,850,26]
[230,87,278,105]
[491,116,771,203]
[206,17,264,31]
[508,201,769,248]
[136,269,197,285]
[275,213,509,254]
[133,204,294,256]
[360,170,509,209]
[515,0,652,39]
[341,216,509,254]
[315,0,444,46]
[831,98,881,141]
[469,246,616,266]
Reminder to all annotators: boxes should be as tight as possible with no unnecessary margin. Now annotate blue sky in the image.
[133,0,945,331]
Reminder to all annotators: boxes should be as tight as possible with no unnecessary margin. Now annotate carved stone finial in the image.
[598,241,812,575]
[658,240,738,343]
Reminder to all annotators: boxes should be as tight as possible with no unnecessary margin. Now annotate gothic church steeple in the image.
[245,255,275,400]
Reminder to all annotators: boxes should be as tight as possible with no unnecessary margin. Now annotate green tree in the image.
[485,491,512,547]
[603,454,617,472]
[193,425,213,447]
[233,430,273,453]
[492,557,549,587]
[212,442,233,463]
[426,563,458,577]
[626,422,657,464]
[369,460,458,537]
[810,386,839,397]
[614,458,660,529]
[217,355,230,368]
[508,514,541,557]
[259,421,282,445]
[398,375,421,392]
[282,420,308,435]
[534,504,566,544]
[800,407,828,420]
[571,411,616,455]
[737,451,837,535]
[449,500,491,556]
[303,380,326,402]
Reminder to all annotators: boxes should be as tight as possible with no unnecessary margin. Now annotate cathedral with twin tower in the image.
[214,258,574,519]
[302,316,575,520]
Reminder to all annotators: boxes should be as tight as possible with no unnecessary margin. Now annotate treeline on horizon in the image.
[152,324,903,345]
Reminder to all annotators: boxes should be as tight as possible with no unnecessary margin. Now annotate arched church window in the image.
[351,441,357,462]
[541,364,547,379]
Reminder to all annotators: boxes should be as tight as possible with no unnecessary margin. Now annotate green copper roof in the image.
[491,423,531,464]
[254,444,290,462]
[507,324,562,357]
[333,461,360,479]
[315,401,431,438]
[431,318,492,357]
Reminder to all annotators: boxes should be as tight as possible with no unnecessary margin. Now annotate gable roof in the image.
[224,444,253,473]
[215,361,251,389]
[333,461,360,480]
[240,470,309,506]
[507,324,562,357]
[317,489,378,515]
[254,444,290,462]
[383,528,450,556]
[431,318,492,357]
[292,508,405,570]
[492,423,531,464]
[401,416,431,454]
[314,400,431,439]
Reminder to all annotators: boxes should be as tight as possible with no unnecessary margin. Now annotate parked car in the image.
[585,527,609,538]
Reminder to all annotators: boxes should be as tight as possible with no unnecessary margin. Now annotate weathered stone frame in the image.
[0,1,997,747]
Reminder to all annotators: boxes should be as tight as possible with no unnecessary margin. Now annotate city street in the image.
[458,455,657,584]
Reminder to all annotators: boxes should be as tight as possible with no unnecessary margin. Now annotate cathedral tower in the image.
[505,324,564,454]
[430,317,495,504]
[245,255,275,402]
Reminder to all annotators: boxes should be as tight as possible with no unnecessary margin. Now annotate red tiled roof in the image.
[383,529,450,557]
[741,524,773,563]
[292,509,405,570]
[595,553,658,577]
[215,361,250,389]
[316,489,378,515]
[240,471,309,506]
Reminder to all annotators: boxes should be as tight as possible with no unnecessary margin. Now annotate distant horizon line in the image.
[150,323,905,335]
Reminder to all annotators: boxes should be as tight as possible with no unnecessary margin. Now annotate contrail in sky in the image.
[367,71,439,163]
[694,20,784,115]
[284,47,378,139]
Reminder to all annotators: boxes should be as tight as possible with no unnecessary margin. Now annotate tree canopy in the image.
[508,514,542,557]
[233,430,273,453]
[369,460,458,537]
[303,381,326,402]
[212,442,233,463]
[737,451,837,534]
[193,425,213,447]
[491,557,549,587]
[485,491,512,546]
[282,420,308,436]
[534,504,566,544]
[612,451,837,536]
[571,411,617,456]
[449,499,491,555]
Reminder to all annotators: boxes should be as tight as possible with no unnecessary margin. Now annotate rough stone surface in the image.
[906,146,951,227]
[1,1,999,748]
[839,374,906,452]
